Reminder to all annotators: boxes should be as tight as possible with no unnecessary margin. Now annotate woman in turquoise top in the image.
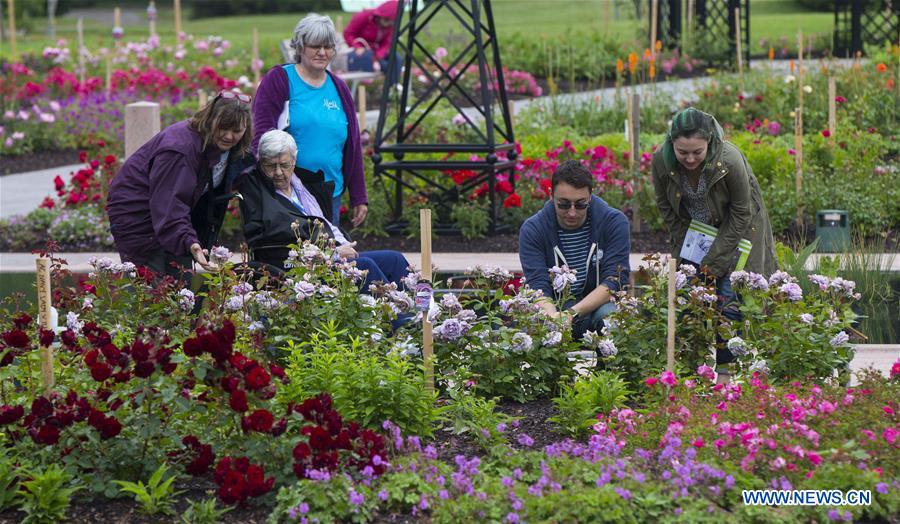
[252,13,368,227]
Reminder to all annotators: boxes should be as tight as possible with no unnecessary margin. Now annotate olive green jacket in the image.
[651,141,777,278]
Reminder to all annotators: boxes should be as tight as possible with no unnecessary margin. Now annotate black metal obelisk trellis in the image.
[372,0,516,234]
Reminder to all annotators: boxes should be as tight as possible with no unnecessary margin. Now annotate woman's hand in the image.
[335,241,359,260]
[351,204,368,227]
[190,243,219,271]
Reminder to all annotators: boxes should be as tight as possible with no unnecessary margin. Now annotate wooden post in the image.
[629,92,641,233]
[794,106,803,225]
[420,208,434,394]
[198,89,208,110]
[252,27,260,86]
[124,101,161,159]
[105,56,112,93]
[173,0,182,38]
[666,258,676,372]
[603,0,610,35]
[357,84,367,130]
[113,7,122,48]
[686,0,694,47]
[148,1,157,37]
[7,0,17,61]
[650,0,658,60]
[828,76,836,140]
[77,17,86,87]
[507,99,515,130]
[336,15,344,34]
[734,7,744,91]
[797,30,804,112]
[36,258,55,391]
[625,94,633,169]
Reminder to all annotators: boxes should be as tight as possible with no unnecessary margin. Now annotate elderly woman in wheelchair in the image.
[236,129,410,291]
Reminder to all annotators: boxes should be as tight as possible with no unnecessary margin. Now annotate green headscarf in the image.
[661,107,725,172]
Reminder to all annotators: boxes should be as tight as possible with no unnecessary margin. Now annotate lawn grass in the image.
[0,0,836,62]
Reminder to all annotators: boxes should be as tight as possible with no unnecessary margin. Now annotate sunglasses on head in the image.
[216,90,251,104]
[555,200,590,210]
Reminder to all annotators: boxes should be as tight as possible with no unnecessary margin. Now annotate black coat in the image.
[235,164,347,266]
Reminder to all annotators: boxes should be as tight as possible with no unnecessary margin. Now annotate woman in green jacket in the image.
[651,107,777,381]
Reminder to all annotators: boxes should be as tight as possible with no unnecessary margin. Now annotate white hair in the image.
[258,130,297,162]
[290,13,338,62]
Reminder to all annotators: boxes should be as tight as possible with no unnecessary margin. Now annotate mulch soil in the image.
[0,399,567,524]
[0,150,82,176]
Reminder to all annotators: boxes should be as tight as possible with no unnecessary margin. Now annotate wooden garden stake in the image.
[252,27,260,86]
[734,7,744,91]
[198,89,208,110]
[114,7,122,48]
[36,258,55,391]
[173,0,182,38]
[336,15,344,34]
[507,99,515,129]
[828,76,836,140]
[7,0,17,61]
[148,1,157,37]
[77,17,86,87]
[797,30,804,112]
[686,0,694,48]
[650,0,658,61]
[666,258,676,373]
[629,92,642,233]
[105,56,112,93]
[420,208,434,394]
[794,106,803,225]
[357,84,366,130]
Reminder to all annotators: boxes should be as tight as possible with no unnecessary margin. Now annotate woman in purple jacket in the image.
[252,13,367,228]
[106,91,253,277]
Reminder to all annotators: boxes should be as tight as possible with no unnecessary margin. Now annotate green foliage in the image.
[113,463,184,516]
[191,0,340,19]
[443,386,518,451]
[775,239,819,281]
[180,497,232,524]
[450,200,490,240]
[16,465,80,524]
[281,329,444,437]
[0,451,20,511]
[550,371,631,438]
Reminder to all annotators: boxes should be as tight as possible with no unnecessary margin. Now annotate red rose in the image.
[243,409,274,433]
[31,396,54,418]
[503,193,522,208]
[98,416,122,439]
[104,154,117,165]
[39,329,55,348]
[292,442,311,461]
[2,329,30,348]
[245,366,270,390]
[89,160,100,169]
[33,424,60,445]
[228,389,248,413]
[0,405,24,425]
[182,335,204,357]
[78,151,88,163]
[133,361,155,378]
[90,362,113,382]
[495,180,514,194]
[53,176,65,191]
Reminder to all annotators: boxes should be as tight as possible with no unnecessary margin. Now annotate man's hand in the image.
[336,241,358,260]
[190,243,219,271]
[351,204,368,227]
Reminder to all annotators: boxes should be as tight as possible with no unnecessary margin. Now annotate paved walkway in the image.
[2,251,899,273]
[0,163,83,218]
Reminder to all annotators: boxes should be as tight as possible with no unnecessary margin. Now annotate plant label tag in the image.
[680,220,752,270]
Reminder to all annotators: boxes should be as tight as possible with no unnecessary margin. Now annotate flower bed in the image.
[0,236,896,521]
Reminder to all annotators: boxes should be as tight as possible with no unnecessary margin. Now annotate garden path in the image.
[358,58,858,130]
[0,163,83,218]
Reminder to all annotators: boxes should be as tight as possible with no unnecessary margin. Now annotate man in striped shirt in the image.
[519,160,631,340]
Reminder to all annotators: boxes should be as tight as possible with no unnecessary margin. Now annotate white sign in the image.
[340,0,424,13]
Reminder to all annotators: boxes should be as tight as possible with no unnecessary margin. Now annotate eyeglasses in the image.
[262,162,295,173]
[305,44,335,54]
[216,90,251,104]
[555,200,590,210]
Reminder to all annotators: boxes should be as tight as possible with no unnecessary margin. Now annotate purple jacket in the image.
[107,120,247,261]
[251,65,367,207]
